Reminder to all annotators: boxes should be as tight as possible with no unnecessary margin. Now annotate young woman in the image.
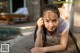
[31,4,77,53]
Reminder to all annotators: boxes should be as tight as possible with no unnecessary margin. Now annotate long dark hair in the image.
[34,25,47,46]
[34,4,60,46]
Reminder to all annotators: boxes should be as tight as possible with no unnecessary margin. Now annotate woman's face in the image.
[43,10,60,32]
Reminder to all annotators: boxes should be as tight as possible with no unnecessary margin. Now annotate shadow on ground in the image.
[10,33,34,53]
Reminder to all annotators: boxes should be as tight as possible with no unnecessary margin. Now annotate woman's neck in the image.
[47,29,57,36]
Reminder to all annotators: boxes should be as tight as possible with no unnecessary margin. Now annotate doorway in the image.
[12,0,24,12]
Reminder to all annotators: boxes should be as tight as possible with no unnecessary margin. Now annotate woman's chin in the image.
[48,29,55,32]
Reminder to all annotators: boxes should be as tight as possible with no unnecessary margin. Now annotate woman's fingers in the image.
[37,18,44,28]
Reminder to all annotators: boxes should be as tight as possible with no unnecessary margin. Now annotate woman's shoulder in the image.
[58,18,69,33]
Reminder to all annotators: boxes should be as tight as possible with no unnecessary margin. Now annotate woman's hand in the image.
[31,47,44,53]
[37,18,44,29]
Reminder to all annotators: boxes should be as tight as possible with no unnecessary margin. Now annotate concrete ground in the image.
[10,34,34,53]
[0,21,36,53]
[74,12,80,50]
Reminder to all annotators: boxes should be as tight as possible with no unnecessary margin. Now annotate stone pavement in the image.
[0,21,36,53]
[5,21,36,53]
[74,12,80,49]
[74,33,80,49]
[10,34,34,53]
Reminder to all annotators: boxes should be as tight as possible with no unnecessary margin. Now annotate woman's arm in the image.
[35,28,43,47]
[34,18,44,47]
[42,29,69,52]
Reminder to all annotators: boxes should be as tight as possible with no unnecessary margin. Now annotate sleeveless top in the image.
[45,18,78,53]
[46,18,69,46]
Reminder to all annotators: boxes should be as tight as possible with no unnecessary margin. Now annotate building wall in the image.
[26,0,40,21]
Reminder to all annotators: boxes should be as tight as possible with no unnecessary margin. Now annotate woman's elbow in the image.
[61,45,67,50]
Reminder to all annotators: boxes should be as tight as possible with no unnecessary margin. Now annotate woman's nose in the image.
[49,22,54,27]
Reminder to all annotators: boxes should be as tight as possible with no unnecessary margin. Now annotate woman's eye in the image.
[54,20,57,21]
[52,19,57,22]
[45,20,49,22]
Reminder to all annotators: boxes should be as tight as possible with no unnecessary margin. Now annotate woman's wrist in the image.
[42,47,47,53]
[38,27,43,32]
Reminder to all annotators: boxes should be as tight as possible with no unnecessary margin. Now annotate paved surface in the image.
[74,33,80,49]
[0,21,36,53]
[10,34,34,53]
[73,12,80,50]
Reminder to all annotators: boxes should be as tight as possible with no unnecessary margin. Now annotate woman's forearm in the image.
[43,44,66,53]
[35,28,43,47]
